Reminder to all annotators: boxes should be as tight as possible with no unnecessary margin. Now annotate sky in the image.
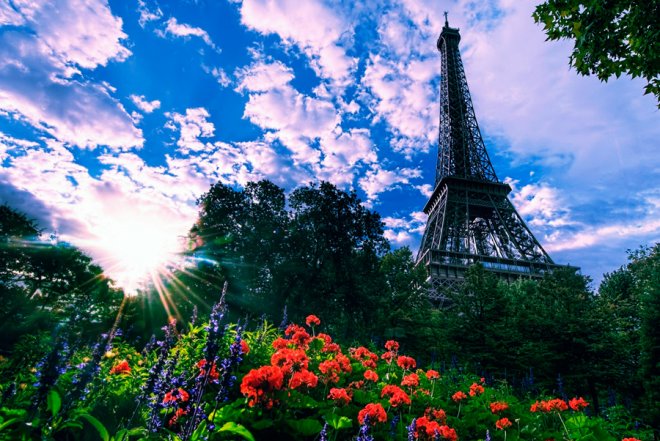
[0,0,658,292]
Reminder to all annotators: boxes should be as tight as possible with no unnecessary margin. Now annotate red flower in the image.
[350,347,378,369]
[364,369,379,382]
[284,324,305,336]
[305,315,321,327]
[240,340,250,355]
[291,329,312,348]
[469,382,484,396]
[240,365,284,408]
[163,388,190,405]
[109,360,131,375]
[530,399,568,413]
[381,384,411,408]
[415,417,457,441]
[335,353,352,373]
[328,387,351,405]
[546,398,568,412]
[272,337,290,350]
[289,369,318,390]
[317,333,332,344]
[622,438,642,441]
[401,373,420,388]
[381,351,395,363]
[323,342,341,353]
[426,369,440,380]
[452,391,467,402]
[358,403,387,425]
[569,397,589,411]
[496,418,512,430]
[385,340,400,351]
[348,380,365,390]
[197,359,219,381]
[271,348,309,374]
[490,401,509,414]
[319,359,341,384]
[424,407,447,423]
[167,408,188,427]
[396,355,416,370]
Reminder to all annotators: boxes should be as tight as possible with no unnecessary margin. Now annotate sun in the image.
[89,213,186,295]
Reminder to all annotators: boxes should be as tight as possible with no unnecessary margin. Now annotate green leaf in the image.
[46,389,61,417]
[325,414,353,430]
[77,414,109,441]
[0,418,20,432]
[286,418,323,436]
[218,422,255,441]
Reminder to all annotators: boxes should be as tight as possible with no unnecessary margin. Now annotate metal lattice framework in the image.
[416,16,568,300]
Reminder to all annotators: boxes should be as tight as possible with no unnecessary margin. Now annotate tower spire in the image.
[444,11,449,27]
[416,21,573,299]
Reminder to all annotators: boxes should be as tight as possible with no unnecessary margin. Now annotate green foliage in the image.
[1,312,653,440]
[533,0,660,106]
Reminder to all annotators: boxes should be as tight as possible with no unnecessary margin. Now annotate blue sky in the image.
[0,0,658,292]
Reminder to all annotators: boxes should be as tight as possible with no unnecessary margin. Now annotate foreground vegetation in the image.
[0,302,653,440]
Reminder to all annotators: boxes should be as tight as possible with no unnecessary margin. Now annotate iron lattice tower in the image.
[416,16,565,298]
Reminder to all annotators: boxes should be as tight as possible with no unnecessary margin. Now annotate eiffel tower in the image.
[416,14,569,297]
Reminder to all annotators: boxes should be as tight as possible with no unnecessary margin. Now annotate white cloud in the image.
[166,108,215,154]
[358,165,422,202]
[238,0,356,85]
[506,178,572,228]
[137,0,163,27]
[130,94,161,113]
[210,67,231,87]
[14,0,132,69]
[235,60,295,92]
[0,0,142,150]
[361,54,437,158]
[158,17,218,51]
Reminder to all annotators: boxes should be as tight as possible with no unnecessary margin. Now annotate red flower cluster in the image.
[381,351,396,363]
[167,408,188,427]
[452,391,467,402]
[289,369,318,390]
[385,340,400,351]
[622,438,642,441]
[197,359,219,381]
[381,384,411,408]
[401,373,420,388]
[424,407,447,423]
[271,348,309,374]
[350,346,378,369]
[415,416,457,441]
[397,355,416,370]
[328,387,351,405]
[109,360,131,375]
[569,397,589,411]
[495,417,512,430]
[358,403,387,425]
[240,340,250,355]
[305,314,321,327]
[240,365,284,408]
[490,401,509,414]
[530,398,569,413]
[364,369,379,382]
[284,324,312,348]
[469,382,484,396]
[163,388,190,405]
[425,369,440,381]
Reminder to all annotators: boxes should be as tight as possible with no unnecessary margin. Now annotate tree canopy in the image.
[534,0,660,106]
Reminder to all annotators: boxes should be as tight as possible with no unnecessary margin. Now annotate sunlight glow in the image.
[86,213,187,295]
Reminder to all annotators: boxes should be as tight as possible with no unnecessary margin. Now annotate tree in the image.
[533,0,660,106]
[0,205,123,351]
